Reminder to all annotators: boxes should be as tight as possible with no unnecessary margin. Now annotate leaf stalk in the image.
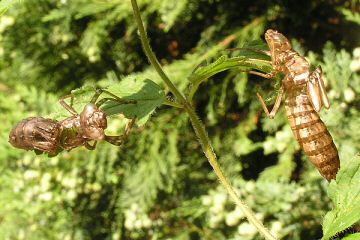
[163,100,184,109]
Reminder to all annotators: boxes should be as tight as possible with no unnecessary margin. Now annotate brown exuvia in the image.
[9,89,136,155]
[244,29,340,182]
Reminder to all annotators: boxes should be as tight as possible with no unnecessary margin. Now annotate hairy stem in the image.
[130,0,186,105]
[131,1,278,239]
[184,104,277,240]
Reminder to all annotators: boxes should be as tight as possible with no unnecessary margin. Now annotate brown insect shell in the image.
[8,117,61,154]
[79,103,107,141]
[265,29,292,65]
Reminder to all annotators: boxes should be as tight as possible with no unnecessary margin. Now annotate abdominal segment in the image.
[285,93,340,182]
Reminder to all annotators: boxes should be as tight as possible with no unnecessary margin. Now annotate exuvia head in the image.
[265,29,292,52]
[80,103,107,140]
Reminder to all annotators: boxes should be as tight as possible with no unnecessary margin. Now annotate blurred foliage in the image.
[1,0,360,240]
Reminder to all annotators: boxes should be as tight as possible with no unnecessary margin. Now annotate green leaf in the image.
[188,54,272,101]
[187,40,271,101]
[189,55,271,85]
[342,233,360,240]
[51,76,165,126]
[322,156,360,240]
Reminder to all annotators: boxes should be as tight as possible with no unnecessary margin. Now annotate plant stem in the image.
[163,100,184,109]
[130,0,186,105]
[184,104,277,240]
[188,82,200,103]
[131,1,278,239]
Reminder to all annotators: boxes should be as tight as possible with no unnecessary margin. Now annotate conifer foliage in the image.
[1,0,360,239]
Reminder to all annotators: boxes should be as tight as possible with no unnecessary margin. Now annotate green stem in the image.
[184,104,277,240]
[188,82,200,103]
[163,99,184,109]
[130,0,186,104]
[131,1,278,239]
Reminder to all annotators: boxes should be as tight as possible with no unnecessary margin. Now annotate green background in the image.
[1,0,360,239]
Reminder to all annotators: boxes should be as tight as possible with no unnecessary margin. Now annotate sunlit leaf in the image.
[189,55,271,86]
[322,156,360,240]
[51,76,165,126]
[342,233,360,240]
[188,40,272,100]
